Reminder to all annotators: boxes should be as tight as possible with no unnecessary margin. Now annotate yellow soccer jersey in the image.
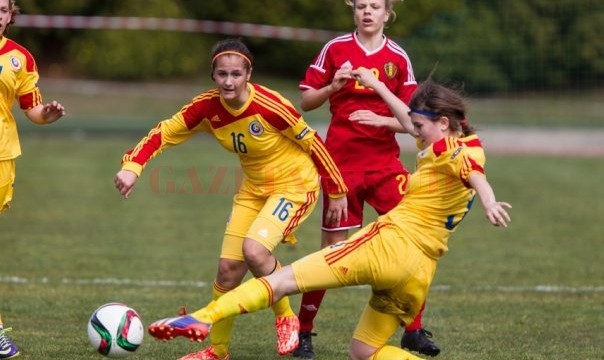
[122,83,347,196]
[0,37,42,160]
[383,135,485,259]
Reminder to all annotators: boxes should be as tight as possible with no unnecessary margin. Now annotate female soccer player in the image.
[114,38,348,360]
[0,1,66,358]
[296,0,437,357]
[146,70,512,360]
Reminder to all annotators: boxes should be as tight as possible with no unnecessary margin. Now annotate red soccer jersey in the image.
[300,32,417,171]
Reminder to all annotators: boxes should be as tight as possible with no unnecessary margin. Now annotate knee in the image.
[215,258,246,288]
[348,349,366,360]
[242,238,274,276]
[348,339,374,360]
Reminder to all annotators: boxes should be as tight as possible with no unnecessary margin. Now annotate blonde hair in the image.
[345,0,404,23]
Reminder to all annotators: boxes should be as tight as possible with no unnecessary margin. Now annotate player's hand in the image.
[326,196,348,227]
[350,67,380,89]
[329,61,353,93]
[349,109,386,127]
[484,201,512,227]
[41,101,66,124]
[114,170,139,199]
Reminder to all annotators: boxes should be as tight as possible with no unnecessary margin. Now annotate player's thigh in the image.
[222,192,265,261]
[0,160,15,212]
[375,246,436,326]
[366,167,409,215]
[290,249,342,293]
[304,222,387,289]
[352,303,400,350]
[247,190,318,251]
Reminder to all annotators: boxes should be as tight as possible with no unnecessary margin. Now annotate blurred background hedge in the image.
[10,0,603,94]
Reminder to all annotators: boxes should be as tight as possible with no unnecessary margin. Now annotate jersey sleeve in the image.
[432,136,486,188]
[299,43,335,91]
[254,84,348,196]
[394,58,417,104]
[387,38,418,104]
[458,145,486,187]
[16,47,42,110]
[441,137,486,187]
[281,119,348,197]
[121,111,207,176]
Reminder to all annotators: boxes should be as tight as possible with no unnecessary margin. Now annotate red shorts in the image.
[321,166,409,231]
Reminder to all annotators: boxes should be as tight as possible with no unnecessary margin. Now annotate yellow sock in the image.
[207,283,234,356]
[371,345,426,360]
[192,278,273,323]
[269,261,294,318]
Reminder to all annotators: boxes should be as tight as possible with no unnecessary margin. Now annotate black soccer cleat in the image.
[401,329,441,357]
[292,331,316,360]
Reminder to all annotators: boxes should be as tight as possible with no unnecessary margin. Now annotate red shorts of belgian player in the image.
[321,167,409,231]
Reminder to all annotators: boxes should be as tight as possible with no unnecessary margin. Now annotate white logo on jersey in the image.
[295,126,310,139]
[340,60,353,69]
[258,229,269,238]
[450,146,463,160]
[301,304,318,312]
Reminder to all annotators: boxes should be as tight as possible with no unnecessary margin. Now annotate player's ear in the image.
[246,67,253,81]
[439,116,450,131]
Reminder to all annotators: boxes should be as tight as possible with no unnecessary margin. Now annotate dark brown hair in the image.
[210,38,254,74]
[409,79,475,136]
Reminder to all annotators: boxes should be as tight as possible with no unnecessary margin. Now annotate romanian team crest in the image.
[248,120,264,136]
[383,62,398,79]
[10,56,22,71]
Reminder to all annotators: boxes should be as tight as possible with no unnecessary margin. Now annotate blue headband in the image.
[410,108,439,118]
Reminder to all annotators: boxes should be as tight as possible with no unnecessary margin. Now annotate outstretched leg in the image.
[401,302,440,357]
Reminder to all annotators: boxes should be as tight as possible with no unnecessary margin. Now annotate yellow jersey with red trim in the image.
[382,135,485,259]
[0,37,42,160]
[122,83,347,196]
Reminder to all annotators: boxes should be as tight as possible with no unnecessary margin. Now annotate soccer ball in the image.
[87,303,144,358]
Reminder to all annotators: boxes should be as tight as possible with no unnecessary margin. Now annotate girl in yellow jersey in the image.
[0,1,66,358]
[147,68,511,360]
[114,38,347,360]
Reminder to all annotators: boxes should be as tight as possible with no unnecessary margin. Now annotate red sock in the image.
[405,301,425,331]
[297,289,327,332]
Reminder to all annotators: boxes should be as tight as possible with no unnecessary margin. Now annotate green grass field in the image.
[1,79,603,359]
[2,136,602,360]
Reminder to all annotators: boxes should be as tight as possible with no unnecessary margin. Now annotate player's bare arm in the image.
[468,173,512,227]
[348,109,406,132]
[300,62,353,111]
[350,68,417,135]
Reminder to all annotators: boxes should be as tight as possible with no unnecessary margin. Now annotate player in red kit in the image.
[295,0,440,358]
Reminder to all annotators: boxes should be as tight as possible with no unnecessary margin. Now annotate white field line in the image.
[0,276,207,288]
[1,276,602,294]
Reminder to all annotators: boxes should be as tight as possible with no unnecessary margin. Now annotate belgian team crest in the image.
[248,120,264,136]
[10,56,22,71]
[383,62,398,79]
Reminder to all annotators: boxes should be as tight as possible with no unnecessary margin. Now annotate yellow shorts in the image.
[0,159,15,213]
[220,184,318,261]
[292,220,436,347]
